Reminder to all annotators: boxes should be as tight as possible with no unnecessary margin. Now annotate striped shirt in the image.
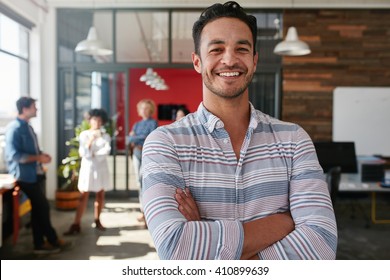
[142,103,337,260]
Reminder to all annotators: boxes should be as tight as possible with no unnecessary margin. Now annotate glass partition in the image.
[62,70,73,130]
[58,69,135,191]
[171,12,198,63]
[58,10,113,63]
[116,11,168,63]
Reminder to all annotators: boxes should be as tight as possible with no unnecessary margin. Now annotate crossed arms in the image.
[175,187,294,260]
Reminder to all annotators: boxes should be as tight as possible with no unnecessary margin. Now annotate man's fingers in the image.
[184,187,193,197]
[176,199,195,221]
[178,205,193,221]
[175,191,194,217]
[175,188,200,221]
[182,188,199,211]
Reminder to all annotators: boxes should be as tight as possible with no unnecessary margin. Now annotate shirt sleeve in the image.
[258,126,338,259]
[141,129,244,260]
[93,134,111,156]
[5,125,29,163]
[78,131,93,159]
[128,120,158,145]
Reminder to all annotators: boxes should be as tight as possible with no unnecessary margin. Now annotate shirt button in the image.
[223,139,229,144]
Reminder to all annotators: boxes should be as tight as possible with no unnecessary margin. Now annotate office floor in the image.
[1,194,390,260]
[334,193,390,260]
[0,196,158,260]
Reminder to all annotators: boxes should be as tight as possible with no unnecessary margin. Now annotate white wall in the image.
[39,7,57,199]
[0,0,43,23]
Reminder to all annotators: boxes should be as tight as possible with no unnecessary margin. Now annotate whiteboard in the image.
[333,87,390,156]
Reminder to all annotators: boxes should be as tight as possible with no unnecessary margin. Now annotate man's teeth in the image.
[218,72,240,77]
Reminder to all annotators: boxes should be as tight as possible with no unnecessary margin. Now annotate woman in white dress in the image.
[64,108,112,235]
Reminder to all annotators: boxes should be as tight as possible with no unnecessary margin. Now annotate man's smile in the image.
[217,71,241,77]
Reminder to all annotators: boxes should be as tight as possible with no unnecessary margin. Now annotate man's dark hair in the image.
[88,108,109,125]
[16,96,36,114]
[192,1,257,56]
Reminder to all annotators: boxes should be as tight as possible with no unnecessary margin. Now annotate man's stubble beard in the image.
[202,70,254,100]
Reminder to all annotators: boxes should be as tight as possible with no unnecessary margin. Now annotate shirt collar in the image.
[197,102,260,133]
[16,117,29,125]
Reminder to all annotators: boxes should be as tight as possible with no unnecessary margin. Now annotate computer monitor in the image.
[313,141,358,173]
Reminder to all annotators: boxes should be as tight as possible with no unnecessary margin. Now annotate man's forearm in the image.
[241,212,294,260]
[175,188,294,260]
[24,153,51,164]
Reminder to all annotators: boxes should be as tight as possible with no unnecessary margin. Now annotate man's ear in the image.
[192,52,202,74]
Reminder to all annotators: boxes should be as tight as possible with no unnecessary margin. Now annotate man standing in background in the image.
[5,96,71,254]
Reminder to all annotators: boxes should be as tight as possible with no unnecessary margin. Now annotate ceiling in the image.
[59,8,283,64]
[52,0,390,63]
[46,0,390,9]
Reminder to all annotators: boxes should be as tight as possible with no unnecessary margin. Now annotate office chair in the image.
[326,166,341,206]
[326,166,370,228]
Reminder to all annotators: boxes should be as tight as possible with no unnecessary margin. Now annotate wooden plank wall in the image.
[281,9,390,141]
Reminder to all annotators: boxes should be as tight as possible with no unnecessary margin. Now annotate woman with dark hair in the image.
[64,108,112,235]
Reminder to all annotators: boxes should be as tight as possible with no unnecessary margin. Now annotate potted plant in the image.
[56,120,90,210]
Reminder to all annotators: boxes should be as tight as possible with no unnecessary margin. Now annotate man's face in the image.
[24,102,37,119]
[192,17,258,99]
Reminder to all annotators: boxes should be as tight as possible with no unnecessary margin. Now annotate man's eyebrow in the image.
[207,39,252,48]
[207,39,224,47]
[237,39,252,48]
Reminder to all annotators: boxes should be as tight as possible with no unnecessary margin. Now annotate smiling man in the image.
[141,1,337,260]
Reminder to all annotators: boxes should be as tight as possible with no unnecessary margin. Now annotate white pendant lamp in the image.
[139,68,169,91]
[273,26,311,56]
[75,26,113,56]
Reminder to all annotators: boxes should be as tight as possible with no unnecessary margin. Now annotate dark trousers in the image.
[18,176,58,248]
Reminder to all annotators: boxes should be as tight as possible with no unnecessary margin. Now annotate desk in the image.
[0,174,16,247]
[339,173,390,224]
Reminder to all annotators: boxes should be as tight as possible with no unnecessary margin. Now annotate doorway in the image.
[58,69,139,196]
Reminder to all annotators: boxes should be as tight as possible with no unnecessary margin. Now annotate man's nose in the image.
[220,49,238,66]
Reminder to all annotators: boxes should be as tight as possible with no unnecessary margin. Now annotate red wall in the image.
[129,68,202,126]
[115,68,202,150]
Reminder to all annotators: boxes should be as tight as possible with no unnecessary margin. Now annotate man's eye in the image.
[210,48,222,53]
[237,48,250,53]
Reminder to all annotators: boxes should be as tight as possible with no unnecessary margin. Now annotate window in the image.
[0,13,29,133]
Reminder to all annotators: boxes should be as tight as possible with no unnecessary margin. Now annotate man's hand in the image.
[38,153,51,164]
[240,211,294,260]
[175,187,201,221]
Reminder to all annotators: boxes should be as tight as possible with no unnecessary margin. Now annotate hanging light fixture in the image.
[139,68,169,91]
[75,26,113,56]
[140,68,155,82]
[273,26,311,56]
